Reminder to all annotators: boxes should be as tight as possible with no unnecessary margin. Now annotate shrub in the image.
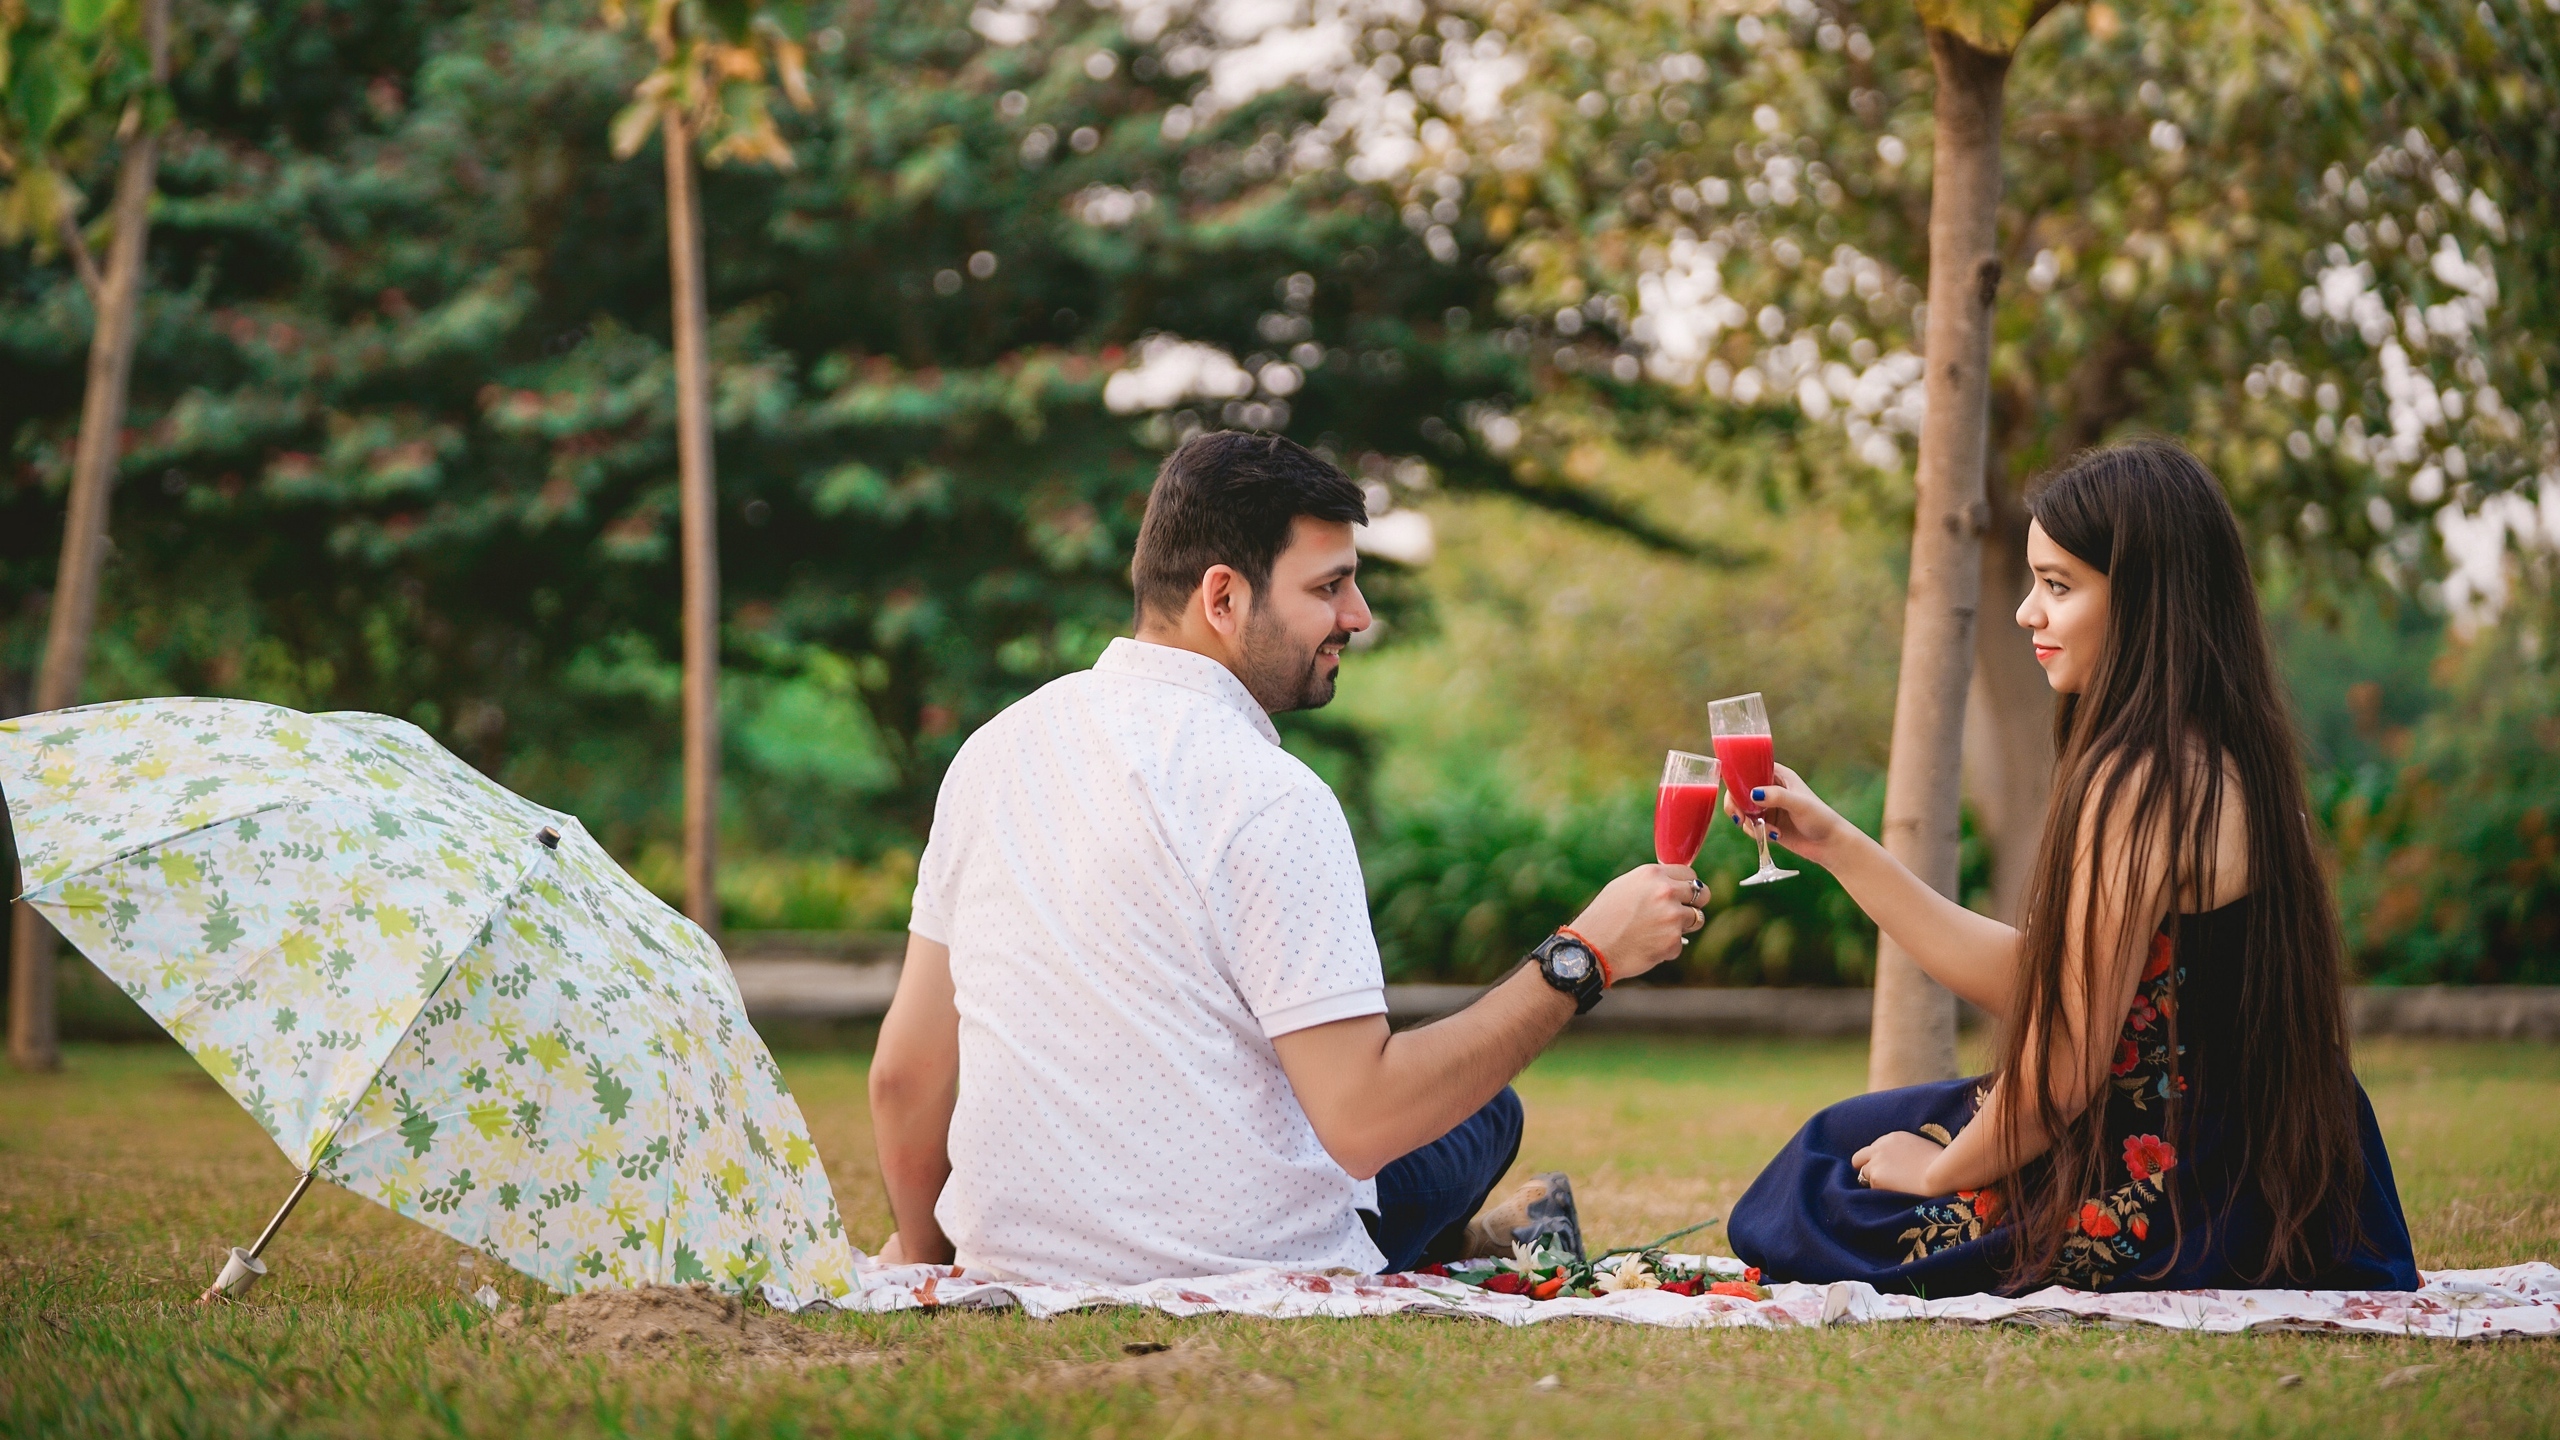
[2325,586,2560,982]
[1359,773,1982,986]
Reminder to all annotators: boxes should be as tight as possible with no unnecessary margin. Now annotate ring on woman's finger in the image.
[1682,905,1705,932]
[1857,1166,1873,1187]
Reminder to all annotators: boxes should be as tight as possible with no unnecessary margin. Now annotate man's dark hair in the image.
[1131,431,1368,622]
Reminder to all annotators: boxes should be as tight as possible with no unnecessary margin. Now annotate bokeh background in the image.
[5,0,2554,1022]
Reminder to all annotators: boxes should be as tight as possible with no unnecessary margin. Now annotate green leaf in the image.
[60,0,124,41]
[525,1033,573,1073]
[398,1098,438,1158]
[201,905,245,953]
[10,47,91,145]
[1913,0,2061,55]
[586,1056,634,1122]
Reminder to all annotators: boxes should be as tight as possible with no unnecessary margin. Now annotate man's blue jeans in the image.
[1358,1086,1525,1272]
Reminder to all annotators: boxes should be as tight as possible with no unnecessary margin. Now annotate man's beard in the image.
[1238,606,1348,714]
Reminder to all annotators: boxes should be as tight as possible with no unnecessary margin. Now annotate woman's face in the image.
[2017,519,2110,694]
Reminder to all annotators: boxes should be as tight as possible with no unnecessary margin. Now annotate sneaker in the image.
[1461,1172,1586,1262]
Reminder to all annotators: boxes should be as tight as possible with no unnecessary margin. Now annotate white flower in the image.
[1504,1241,1558,1274]
[1593,1254,1660,1294]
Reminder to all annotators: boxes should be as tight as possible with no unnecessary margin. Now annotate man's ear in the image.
[1197,564,1251,639]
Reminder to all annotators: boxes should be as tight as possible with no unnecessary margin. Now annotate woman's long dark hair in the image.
[1995,437,2363,1288]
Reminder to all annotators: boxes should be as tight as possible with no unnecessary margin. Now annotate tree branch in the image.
[1435,450,1763,568]
[56,213,104,304]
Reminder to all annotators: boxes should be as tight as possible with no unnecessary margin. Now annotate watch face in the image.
[1547,942,1592,981]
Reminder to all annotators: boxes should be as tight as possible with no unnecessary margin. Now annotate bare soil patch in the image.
[1035,1338,1292,1395]
[498,1283,882,1369]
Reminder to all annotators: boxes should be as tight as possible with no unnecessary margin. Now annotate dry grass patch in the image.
[496,1282,888,1368]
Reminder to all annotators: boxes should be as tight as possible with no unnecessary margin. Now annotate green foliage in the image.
[0,0,164,250]
[1362,772,1985,987]
[2324,582,2560,983]
[0,0,1557,880]
[2,0,2550,979]
[599,0,813,170]
[1914,0,2064,56]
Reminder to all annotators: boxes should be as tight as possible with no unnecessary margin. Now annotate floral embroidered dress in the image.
[1728,899,2421,1296]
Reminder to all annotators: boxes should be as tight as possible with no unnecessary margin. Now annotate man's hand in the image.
[1567,864,1708,982]
[1849,1130,1950,1195]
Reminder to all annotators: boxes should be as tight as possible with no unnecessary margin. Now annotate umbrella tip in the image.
[537,826,561,849]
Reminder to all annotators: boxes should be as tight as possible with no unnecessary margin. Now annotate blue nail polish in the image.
[1751,788,1765,802]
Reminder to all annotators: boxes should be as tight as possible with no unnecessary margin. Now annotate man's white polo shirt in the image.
[909,637,1390,1285]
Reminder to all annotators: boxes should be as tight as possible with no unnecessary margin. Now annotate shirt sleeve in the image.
[1205,782,1388,1039]
[907,767,966,945]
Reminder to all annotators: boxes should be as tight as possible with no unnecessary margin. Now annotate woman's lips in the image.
[2033,645,2060,664]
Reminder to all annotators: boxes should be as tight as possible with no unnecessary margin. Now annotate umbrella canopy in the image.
[0,698,857,1306]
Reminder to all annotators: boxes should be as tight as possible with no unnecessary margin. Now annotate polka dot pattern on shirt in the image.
[908,638,1390,1286]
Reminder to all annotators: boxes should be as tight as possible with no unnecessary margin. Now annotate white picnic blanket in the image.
[776,1256,2560,1340]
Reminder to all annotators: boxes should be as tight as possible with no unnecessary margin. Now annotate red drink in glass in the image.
[1654,782,1721,866]
[1712,733,1777,818]
[1708,692,1796,885]
[1655,750,1720,868]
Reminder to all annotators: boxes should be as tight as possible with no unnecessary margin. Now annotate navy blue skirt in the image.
[1727,1077,2422,1297]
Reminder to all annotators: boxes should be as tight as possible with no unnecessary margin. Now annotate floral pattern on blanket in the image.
[784,1258,2560,1341]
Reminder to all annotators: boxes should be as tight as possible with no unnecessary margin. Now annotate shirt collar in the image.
[1094,637,1283,746]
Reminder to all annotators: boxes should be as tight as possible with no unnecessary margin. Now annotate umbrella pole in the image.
[201,1170,314,1304]
[247,1170,316,1261]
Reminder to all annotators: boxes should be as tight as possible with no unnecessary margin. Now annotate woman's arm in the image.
[1852,765,2176,1194]
[1744,764,2023,1018]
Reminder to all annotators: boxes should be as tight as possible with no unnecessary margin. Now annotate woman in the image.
[1727,439,2419,1295]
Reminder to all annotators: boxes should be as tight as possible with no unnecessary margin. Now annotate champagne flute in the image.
[1654,751,1721,867]
[1710,692,1798,885]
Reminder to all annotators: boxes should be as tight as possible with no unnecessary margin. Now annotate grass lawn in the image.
[4,1035,2556,1438]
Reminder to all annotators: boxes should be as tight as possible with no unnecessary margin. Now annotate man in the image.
[869,431,1706,1285]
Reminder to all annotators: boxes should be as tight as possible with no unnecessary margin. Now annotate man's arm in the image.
[868,932,959,1264]
[1270,864,1703,1180]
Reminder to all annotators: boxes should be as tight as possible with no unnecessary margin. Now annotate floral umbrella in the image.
[0,698,857,1307]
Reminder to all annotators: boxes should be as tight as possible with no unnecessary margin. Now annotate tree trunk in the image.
[1961,471,2054,927]
[663,110,722,947]
[1868,29,2010,1093]
[9,0,171,1073]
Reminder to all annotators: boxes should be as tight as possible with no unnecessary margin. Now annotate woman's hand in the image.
[1849,1131,1949,1195]
[877,1232,907,1264]
[1732,763,1861,870]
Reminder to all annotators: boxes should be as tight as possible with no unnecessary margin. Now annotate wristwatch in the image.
[1531,930,1608,1015]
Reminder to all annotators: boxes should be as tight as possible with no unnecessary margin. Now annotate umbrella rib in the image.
[16,796,307,902]
[305,837,566,1169]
